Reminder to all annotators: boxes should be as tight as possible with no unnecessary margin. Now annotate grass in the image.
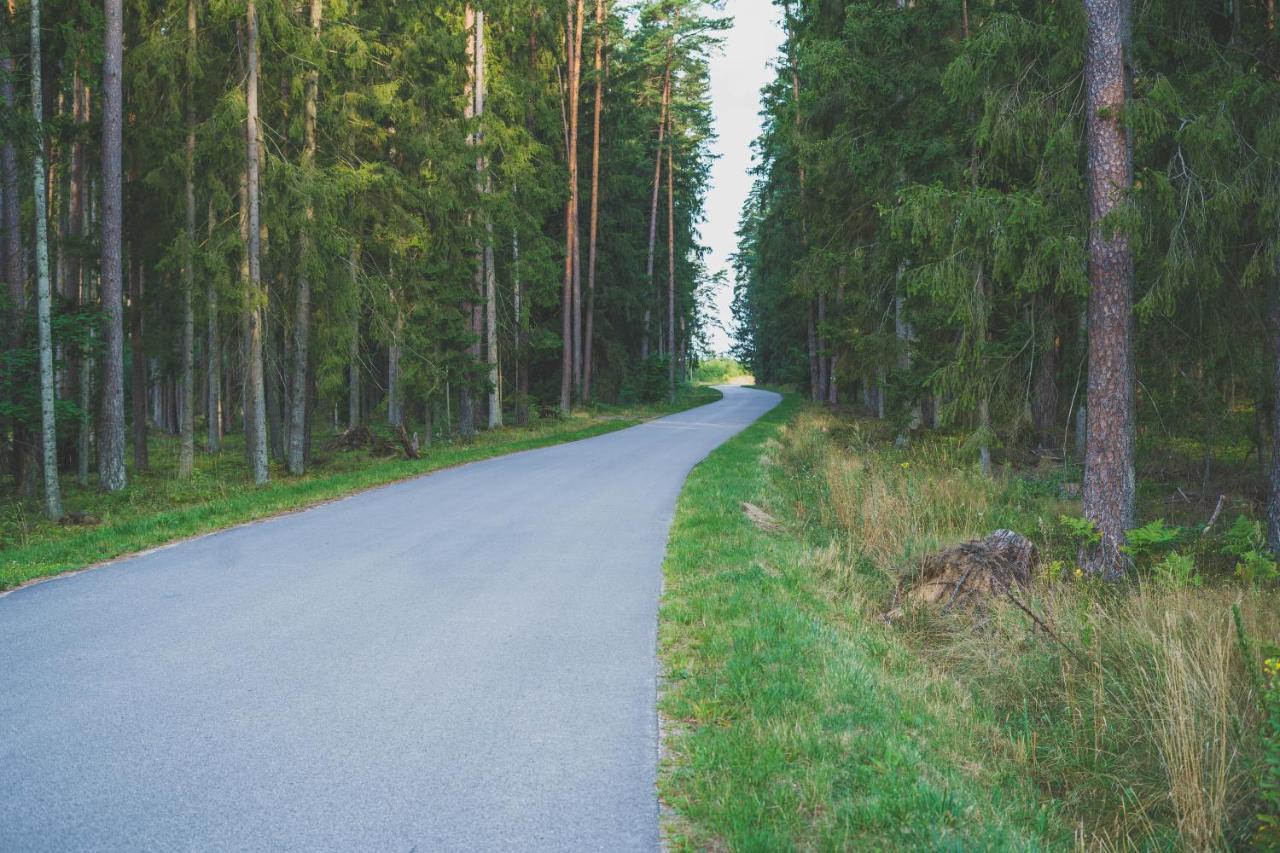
[659,398,1279,849]
[658,393,1065,850]
[1,385,721,592]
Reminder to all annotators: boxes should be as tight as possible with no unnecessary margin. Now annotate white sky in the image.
[704,0,784,355]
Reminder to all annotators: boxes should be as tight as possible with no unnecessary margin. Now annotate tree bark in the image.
[99,0,127,491]
[178,0,198,478]
[245,0,269,484]
[1082,0,1136,578]
[584,0,605,401]
[561,0,585,410]
[666,118,676,402]
[571,0,585,400]
[2,8,33,495]
[348,244,360,430]
[206,201,222,451]
[643,42,673,363]
[29,0,62,517]
[129,256,148,472]
[460,5,478,438]
[287,0,321,475]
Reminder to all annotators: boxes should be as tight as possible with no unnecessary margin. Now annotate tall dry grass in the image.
[774,409,1279,849]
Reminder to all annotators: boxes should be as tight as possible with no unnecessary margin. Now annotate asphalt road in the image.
[0,384,779,852]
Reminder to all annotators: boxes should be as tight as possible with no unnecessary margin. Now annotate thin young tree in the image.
[583,0,605,401]
[245,0,269,484]
[29,0,62,517]
[287,0,322,475]
[99,0,127,491]
[1081,0,1135,578]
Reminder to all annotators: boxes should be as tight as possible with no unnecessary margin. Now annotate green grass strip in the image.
[658,393,1065,851]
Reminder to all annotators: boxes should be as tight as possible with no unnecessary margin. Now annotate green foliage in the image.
[1059,514,1101,548]
[1223,516,1280,588]
[1122,518,1183,563]
[1151,550,1201,590]
[692,357,747,384]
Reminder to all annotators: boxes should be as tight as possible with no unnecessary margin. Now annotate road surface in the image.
[0,385,779,852]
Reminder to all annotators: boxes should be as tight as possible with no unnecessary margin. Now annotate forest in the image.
[719,0,1280,846]
[0,0,725,519]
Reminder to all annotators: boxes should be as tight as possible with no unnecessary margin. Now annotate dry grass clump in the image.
[773,409,1280,849]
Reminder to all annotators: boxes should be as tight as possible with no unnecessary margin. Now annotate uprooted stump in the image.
[899,529,1037,610]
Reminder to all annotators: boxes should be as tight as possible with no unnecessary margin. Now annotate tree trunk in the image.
[807,299,819,402]
[475,10,500,429]
[178,0,197,478]
[666,122,676,402]
[1268,277,1280,553]
[643,47,672,363]
[129,256,148,472]
[513,229,529,426]
[387,310,403,427]
[206,201,222,452]
[584,0,605,401]
[245,0,269,485]
[287,0,321,475]
[561,0,585,411]
[28,0,62,517]
[99,0,127,492]
[348,244,360,430]
[1082,0,1135,578]
[572,0,585,399]
[2,13,33,495]
[460,5,478,437]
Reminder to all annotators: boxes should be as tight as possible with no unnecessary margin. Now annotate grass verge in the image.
[2,386,720,592]
[658,393,1064,850]
[660,397,1278,849]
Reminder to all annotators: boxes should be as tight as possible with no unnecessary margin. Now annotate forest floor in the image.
[0,385,721,592]
[658,392,1279,850]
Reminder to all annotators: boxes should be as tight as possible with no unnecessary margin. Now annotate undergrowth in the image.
[773,408,1280,849]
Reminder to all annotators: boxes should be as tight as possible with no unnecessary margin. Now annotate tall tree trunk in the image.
[177,0,198,478]
[475,9,500,429]
[206,201,221,451]
[460,5,478,438]
[642,40,673,362]
[2,8,33,495]
[666,120,676,402]
[1082,0,1135,578]
[287,0,321,475]
[29,0,62,517]
[583,0,605,401]
[561,0,585,410]
[387,309,402,427]
[245,0,268,484]
[1268,277,1280,553]
[129,257,148,471]
[513,229,529,426]
[817,293,829,402]
[807,300,819,402]
[99,0,127,491]
[348,244,360,430]
[72,73,91,485]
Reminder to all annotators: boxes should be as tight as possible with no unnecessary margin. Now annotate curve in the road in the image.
[0,384,780,852]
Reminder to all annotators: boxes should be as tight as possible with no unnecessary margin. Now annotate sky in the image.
[703,0,784,355]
